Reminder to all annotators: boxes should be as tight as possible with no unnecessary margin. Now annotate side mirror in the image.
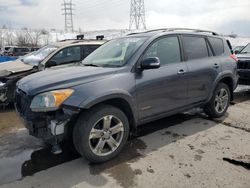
[234,50,240,54]
[46,60,57,68]
[140,57,160,70]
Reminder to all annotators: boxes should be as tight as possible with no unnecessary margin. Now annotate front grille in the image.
[15,88,32,117]
[237,60,250,69]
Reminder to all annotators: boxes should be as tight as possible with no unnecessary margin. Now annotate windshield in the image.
[82,37,147,67]
[240,44,250,54]
[22,45,58,65]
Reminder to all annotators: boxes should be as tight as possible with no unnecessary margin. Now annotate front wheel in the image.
[204,83,230,118]
[73,105,130,163]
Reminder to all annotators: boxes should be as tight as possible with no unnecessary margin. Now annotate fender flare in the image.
[79,89,138,123]
[207,72,235,102]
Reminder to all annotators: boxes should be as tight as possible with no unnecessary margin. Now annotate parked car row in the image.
[9,28,238,163]
[0,46,40,57]
[0,38,105,105]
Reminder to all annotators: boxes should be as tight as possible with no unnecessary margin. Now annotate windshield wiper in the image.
[240,52,250,54]
[83,63,100,67]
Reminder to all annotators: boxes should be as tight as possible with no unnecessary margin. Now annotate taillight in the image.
[230,54,238,62]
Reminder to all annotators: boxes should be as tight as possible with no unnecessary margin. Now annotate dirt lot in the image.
[0,86,249,188]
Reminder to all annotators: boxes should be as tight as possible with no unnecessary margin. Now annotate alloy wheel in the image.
[214,88,229,113]
[88,115,125,156]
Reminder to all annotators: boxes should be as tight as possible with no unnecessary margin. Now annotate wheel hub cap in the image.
[88,115,124,157]
[215,88,229,114]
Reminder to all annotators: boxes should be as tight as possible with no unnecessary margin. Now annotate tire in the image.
[204,83,230,118]
[73,105,130,163]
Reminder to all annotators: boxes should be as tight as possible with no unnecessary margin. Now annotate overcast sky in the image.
[0,0,249,35]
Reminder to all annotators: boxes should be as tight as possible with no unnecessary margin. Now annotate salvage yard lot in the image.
[0,86,250,188]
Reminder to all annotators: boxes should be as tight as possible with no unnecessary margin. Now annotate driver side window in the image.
[144,36,181,66]
[50,46,81,66]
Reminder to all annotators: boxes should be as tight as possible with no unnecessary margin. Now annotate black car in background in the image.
[236,43,250,85]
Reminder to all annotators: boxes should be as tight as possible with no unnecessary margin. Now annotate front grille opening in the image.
[238,60,250,69]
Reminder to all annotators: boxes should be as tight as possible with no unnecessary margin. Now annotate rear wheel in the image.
[204,83,230,118]
[73,105,129,163]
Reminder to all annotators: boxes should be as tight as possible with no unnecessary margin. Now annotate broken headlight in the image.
[30,89,74,112]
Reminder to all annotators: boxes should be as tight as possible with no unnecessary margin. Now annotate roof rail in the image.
[128,28,219,36]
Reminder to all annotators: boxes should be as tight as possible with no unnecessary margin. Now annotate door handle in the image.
[178,69,185,75]
[213,63,220,68]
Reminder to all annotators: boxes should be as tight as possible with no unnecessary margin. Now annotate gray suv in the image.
[15,28,238,163]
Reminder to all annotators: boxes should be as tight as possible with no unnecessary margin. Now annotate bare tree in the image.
[15,30,31,46]
[5,30,15,46]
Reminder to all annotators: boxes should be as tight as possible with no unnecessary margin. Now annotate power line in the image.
[62,0,75,32]
[129,0,146,30]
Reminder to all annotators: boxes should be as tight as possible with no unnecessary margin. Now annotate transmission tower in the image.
[62,0,75,32]
[129,0,146,30]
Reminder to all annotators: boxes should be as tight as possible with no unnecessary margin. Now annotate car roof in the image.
[52,40,106,47]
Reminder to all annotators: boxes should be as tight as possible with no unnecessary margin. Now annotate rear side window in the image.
[183,36,208,60]
[83,45,100,58]
[208,37,224,56]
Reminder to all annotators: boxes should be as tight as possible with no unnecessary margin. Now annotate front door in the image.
[135,36,188,121]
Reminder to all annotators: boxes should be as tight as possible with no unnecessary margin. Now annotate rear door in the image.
[182,35,220,104]
[136,35,188,120]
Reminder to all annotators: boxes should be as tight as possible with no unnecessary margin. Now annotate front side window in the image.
[82,37,146,67]
[143,36,181,65]
[50,46,81,65]
[183,36,209,60]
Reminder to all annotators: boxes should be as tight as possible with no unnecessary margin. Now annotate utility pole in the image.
[62,0,75,32]
[129,0,146,30]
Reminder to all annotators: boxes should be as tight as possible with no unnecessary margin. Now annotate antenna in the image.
[62,0,75,32]
[129,0,146,30]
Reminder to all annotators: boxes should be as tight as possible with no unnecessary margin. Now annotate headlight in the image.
[0,81,6,87]
[30,89,74,112]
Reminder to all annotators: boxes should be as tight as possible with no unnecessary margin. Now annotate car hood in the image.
[18,65,118,96]
[0,59,33,74]
[237,53,250,59]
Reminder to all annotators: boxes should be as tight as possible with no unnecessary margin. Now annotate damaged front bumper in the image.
[15,89,80,143]
[17,107,79,144]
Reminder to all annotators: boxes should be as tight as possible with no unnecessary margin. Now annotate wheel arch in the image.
[210,74,235,102]
[78,92,138,135]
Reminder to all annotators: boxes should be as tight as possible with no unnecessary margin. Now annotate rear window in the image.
[208,37,224,56]
[183,36,208,60]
